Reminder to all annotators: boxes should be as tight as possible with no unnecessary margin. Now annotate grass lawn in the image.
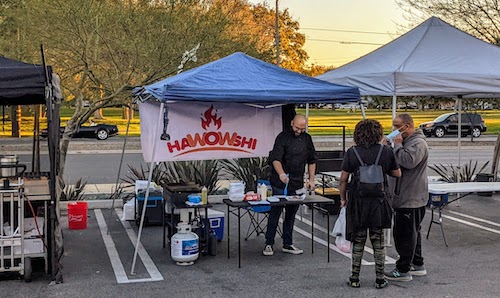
[298,108,500,136]
[1,107,499,137]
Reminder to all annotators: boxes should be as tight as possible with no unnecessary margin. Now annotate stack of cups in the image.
[229,181,245,202]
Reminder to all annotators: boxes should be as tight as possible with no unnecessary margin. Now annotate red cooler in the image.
[68,202,88,230]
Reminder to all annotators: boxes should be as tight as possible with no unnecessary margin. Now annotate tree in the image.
[0,0,311,176]
[300,64,335,77]
[397,0,500,45]
[370,96,391,111]
[0,0,313,282]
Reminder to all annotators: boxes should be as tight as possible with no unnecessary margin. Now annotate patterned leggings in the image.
[351,228,385,279]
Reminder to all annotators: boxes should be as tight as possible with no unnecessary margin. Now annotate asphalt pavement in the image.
[2,193,500,297]
[2,136,500,297]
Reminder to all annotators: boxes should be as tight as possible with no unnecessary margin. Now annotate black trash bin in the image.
[476,173,495,196]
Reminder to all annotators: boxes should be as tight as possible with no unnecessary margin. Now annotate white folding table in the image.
[427,182,500,246]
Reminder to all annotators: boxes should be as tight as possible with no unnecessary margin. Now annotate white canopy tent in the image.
[317,16,500,172]
[317,16,500,100]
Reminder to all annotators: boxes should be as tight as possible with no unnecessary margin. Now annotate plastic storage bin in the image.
[200,209,225,241]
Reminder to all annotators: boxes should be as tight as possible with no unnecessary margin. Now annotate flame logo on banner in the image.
[166,104,258,156]
[201,105,222,130]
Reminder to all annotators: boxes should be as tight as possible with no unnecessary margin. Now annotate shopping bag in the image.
[335,236,352,253]
[331,207,351,253]
[331,207,346,237]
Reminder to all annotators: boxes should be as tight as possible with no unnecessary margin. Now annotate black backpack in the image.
[351,145,386,198]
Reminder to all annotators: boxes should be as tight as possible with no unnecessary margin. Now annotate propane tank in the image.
[171,222,199,266]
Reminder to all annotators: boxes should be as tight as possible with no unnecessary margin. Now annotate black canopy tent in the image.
[0,54,61,281]
[0,56,49,105]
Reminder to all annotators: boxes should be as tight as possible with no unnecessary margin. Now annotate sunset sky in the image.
[249,0,410,67]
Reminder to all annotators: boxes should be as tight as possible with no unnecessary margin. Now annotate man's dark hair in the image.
[353,119,383,147]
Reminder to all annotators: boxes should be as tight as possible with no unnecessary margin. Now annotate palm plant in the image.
[166,160,221,194]
[220,157,271,192]
[428,160,490,183]
[121,163,169,191]
[122,160,221,194]
[60,177,87,201]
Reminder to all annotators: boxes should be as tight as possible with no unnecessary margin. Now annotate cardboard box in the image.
[13,238,44,255]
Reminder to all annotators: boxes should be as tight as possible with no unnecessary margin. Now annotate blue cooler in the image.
[201,209,225,241]
[427,192,448,207]
[136,191,163,225]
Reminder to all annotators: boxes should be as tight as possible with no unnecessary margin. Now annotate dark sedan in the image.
[41,124,119,140]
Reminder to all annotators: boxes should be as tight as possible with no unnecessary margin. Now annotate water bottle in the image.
[260,183,267,201]
[201,186,208,204]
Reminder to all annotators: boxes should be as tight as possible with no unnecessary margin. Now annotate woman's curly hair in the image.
[353,119,384,147]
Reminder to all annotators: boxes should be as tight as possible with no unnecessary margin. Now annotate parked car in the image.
[41,124,119,140]
[419,112,487,138]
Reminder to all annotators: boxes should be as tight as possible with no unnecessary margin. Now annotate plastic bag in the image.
[331,207,346,237]
[122,199,136,221]
[335,236,352,253]
[331,207,351,253]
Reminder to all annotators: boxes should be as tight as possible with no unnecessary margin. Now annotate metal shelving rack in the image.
[0,164,48,282]
[0,179,28,280]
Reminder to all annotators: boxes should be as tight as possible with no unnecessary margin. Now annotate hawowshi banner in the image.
[139,101,282,162]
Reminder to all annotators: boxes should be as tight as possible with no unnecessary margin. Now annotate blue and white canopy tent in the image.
[130,52,360,273]
[135,52,359,106]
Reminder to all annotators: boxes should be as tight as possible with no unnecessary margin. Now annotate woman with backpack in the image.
[339,119,401,289]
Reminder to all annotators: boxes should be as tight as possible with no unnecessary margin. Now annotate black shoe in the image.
[375,278,388,289]
[347,277,360,288]
[282,245,303,254]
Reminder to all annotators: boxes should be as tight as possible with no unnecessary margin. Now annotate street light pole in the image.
[275,0,280,66]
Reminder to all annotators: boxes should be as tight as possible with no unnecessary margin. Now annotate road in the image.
[17,146,496,184]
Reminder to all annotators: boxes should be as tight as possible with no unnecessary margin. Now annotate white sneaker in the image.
[263,245,274,256]
[282,245,303,255]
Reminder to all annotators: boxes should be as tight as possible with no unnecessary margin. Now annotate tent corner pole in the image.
[360,101,366,119]
[107,103,133,230]
[305,103,309,132]
[392,95,397,119]
[131,102,165,275]
[457,96,462,182]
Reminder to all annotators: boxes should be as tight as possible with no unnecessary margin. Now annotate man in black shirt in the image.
[263,114,317,256]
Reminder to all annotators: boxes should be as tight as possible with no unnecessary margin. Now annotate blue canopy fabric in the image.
[137,52,359,105]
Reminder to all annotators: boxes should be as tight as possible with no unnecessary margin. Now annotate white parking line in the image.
[291,216,396,265]
[94,209,130,284]
[115,209,163,281]
[448,210,500,228]
[94,209,164,284]
[441,213,500,235]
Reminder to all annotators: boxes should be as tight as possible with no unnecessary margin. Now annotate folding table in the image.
[223,194,334,268]
[427,182,500,246]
